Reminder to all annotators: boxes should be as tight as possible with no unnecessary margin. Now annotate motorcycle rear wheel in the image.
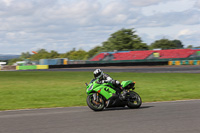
[86,94,105,111]
[127,91,142,109]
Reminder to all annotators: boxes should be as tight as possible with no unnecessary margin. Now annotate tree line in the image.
[8,28,199,65]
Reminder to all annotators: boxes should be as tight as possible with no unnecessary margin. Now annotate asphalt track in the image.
[2,66,200,133]
[67,65,200,73]
[1,100,200,133]
[19,65,200,73]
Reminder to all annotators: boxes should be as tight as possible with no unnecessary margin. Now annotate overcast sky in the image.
[0,0,200,54]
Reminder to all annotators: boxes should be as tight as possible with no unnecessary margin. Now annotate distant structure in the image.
[0,62,6,70]
[90,49,200,61]
[0,62,6,66]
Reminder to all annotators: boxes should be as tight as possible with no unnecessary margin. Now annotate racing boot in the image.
[106,100,110,107]
[120,90,129,100]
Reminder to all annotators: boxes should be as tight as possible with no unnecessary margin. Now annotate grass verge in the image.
[0,71,199,110]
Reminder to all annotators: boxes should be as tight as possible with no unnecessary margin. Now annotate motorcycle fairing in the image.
[86,81,116,100]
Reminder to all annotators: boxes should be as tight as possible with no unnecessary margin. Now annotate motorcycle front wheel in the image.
[127,91,142,109]
[86,93,105,111]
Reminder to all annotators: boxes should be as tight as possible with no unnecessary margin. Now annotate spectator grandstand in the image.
[11,48,200,71]
[90,49,200,61]
[90,53,109,61]
[112,50,154,60]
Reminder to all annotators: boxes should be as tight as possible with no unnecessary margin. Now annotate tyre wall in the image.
[168,60,200,65]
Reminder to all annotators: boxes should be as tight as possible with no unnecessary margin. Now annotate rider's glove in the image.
[112,80,121,86]
[116,80,120,85]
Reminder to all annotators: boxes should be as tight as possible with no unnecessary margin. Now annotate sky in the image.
[0,0,200,54]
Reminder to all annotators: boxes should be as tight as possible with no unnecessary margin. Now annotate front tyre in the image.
[127,91,142,109]
[86,94,105,111]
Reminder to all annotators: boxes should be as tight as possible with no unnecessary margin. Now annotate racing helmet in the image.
[93,69,103,79]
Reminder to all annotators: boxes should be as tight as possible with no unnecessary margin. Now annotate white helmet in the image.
[93,69,103,79]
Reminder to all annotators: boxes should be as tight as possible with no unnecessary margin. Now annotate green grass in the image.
[0,71,200,110]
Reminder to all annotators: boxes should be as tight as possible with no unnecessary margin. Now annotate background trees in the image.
[60,49,88,60]
[150,39,184,49]
[20,52,31,59]
[172,40,184,49]
[102,28,148,51]
[7,28,189,62]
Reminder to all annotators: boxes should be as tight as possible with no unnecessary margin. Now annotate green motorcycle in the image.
[86,79,142,111]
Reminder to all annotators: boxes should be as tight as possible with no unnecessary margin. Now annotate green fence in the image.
[16,65,49,70]
[16,65,37,70]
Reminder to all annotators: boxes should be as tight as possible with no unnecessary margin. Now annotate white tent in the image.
[0,62,6,66]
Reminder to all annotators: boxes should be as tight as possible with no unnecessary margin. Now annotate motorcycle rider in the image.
[93,69,126,107]
[93,69,121,91]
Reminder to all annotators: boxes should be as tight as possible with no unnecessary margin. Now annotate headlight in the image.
[88,84,93,91]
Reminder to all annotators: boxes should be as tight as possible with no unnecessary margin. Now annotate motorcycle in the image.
[85,79,142,111]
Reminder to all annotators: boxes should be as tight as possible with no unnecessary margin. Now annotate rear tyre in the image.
[86,94,105,111]
[127,91,142,109]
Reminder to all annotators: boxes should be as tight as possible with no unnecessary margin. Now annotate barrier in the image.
[16,65,49,70]
[17,65,37,70]
[168,60,200,65]
[175,61,180,65]
[193,60,198,65]
[39,58,67,65]
[63,59,68,65]
[168,61,173,65]
[181,60,189,65]
[36,65,49,69]
[189,60,193,65]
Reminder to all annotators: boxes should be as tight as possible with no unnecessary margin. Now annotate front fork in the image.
[93,93,103,103]
[93,93,98,101]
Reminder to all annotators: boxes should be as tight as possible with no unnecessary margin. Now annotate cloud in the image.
[0,0,200,54]
[100,1,126,16]
[127,0,163,7]
[177,29,194,36]
[178,32,200,47]
[175,28,200,47]
[132,9,200,28]
[141,0,196,15]
[195,0,200,8]
[1,0,13,6]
